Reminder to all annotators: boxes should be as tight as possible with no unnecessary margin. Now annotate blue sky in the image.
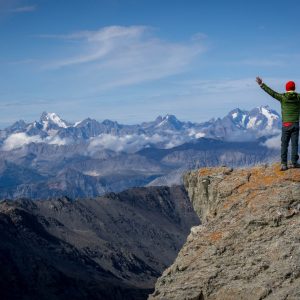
[0,0,299,127]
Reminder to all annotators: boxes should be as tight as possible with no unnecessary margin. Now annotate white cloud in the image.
[38,26,148,43]
[188,128,205,138]
[261,134,281,149]
[46,136,69,146]
[239,58,285,67]
[42,25,205,89]
[1,132,69,150]
[180,78,256,94]
[88,133,165,153]
[2,133,42,151]
[6,5,36,13]
[87,132,193,153]
[191,32,207,41]
[179,76,300,95]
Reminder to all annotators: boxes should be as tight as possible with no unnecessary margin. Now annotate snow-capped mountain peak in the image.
[225,106,281,131]
[229,108,244,117]
[258,105,280,129]
[155,114,183,130]
[246,105,280,130]
[227,108,248,128]
[40,112,68,129]
[1,106,282,152]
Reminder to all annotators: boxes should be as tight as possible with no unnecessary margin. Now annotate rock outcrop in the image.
[149,163,300,300]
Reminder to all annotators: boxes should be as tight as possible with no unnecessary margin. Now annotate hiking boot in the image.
[291,163,300,168]
[280,164,288,171]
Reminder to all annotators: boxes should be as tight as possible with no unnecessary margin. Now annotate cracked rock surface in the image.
[149,163,300,300]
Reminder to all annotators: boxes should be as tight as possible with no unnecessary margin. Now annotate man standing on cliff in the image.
[256,77,300,171]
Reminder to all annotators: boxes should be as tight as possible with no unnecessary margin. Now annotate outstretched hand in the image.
[256,77,263,85]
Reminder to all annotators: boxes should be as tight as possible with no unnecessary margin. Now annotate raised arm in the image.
[256,76,283,102]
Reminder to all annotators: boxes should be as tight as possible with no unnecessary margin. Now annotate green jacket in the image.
[261,83,300,122]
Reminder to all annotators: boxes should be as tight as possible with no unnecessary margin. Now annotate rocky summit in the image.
[149,163,300,300]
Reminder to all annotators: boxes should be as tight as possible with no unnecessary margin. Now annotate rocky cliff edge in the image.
[149,163,300,300]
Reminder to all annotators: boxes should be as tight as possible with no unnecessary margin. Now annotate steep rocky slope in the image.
[0,185,199,300]
[149,164,300,300]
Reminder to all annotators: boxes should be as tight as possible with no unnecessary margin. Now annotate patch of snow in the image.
[195,132,205,138]
[43,113,68,128]
[261,106,278,129]
[156,118,169,128]
[247,117,257,129]
[43,121,49,131]
[83,171,101,176]
[241,115,247,126]
[74,120,82,127]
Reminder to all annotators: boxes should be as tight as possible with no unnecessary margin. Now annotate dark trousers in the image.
[281,122,299,164]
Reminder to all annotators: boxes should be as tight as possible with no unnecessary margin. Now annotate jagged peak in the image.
[227,108,247,120]
[102,119,119,126]
[155,114,183,129]
[75,117,97,126]
[39,112,68,128]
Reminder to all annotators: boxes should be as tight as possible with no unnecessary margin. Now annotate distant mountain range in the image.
[0,106,281,199]
[1,105,280,150]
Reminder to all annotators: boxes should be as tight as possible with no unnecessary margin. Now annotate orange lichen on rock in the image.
[188,163,300,222]
[151,163,300,300]
[222,196,240,210]
[208,231,223,242]
[198,166,233,177]
[222,165,300,213]
[236,165,291,194]
[198,168,215,176]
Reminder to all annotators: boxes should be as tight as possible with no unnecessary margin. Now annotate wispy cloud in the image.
[37,26,150,43]
[261,134,281,149]
[1,132,69,151]
[87,132,194,153]
[234,53,300,68]
[239,58,285,67]
[4,58,36,65]
[6,5,36,13]
[177,76,300,95]
[40,26,205,90]
[2,132,42,151]
[178,78,256,94]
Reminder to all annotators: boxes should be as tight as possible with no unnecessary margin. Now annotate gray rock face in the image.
[149,164,300,300]
[0,185,200,300]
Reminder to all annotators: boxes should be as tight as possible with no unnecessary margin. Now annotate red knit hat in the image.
[286,81,296,91]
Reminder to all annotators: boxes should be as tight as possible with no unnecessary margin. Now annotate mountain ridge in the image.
[0,106,282,200]
[0,185,200,300]
[1,105,280,151]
